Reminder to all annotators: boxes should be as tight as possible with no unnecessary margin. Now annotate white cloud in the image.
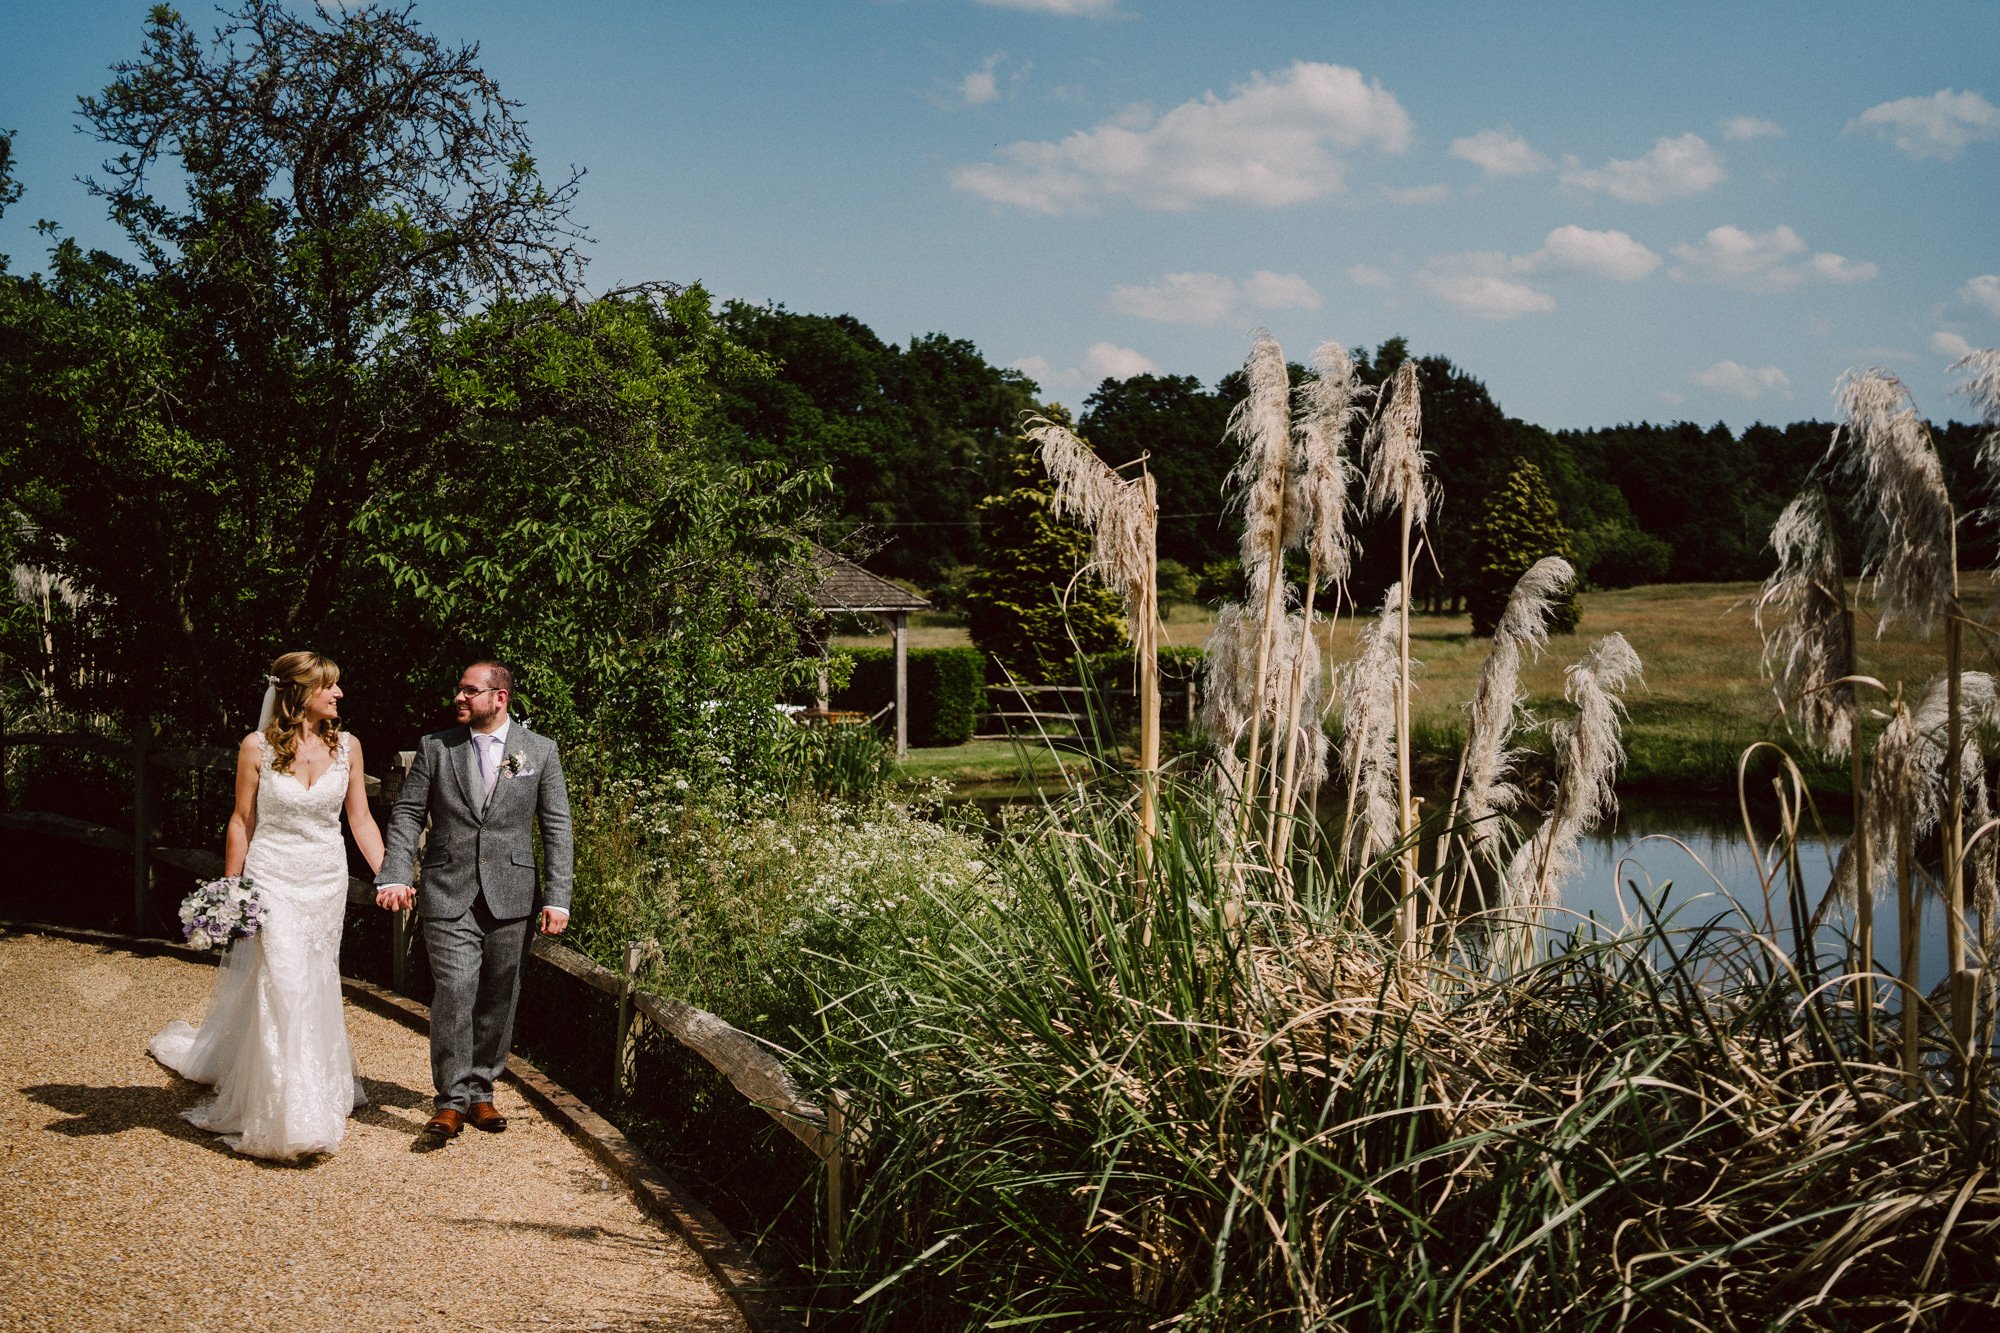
[1242,270,1322,311]
[1529,225,1661,281]
[1081,342,1159,381]
[1933,331,1976,359]
[1964,274,2000,319]
[1690,361,1793,400]
[959,54,1003,106]
[1451,129,1550,177]
[1669,225,1878,293]
[978,0,1120,13]
[1107,272,1236,323]
[1424,270,1557,319]
[1347,263,1393,289]
[1420,226,1657,317]
[1806,252,1879,285]
[1010,344,1158,391]
[951,60,1412,214]
[1561,133,1725,203]
[1107,270,1320,324]
[1849,89,2000,160]
[1719,115,1785,140]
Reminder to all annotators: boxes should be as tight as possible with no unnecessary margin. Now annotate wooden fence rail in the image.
[977,681,1199,740]
[0,726,848,1257]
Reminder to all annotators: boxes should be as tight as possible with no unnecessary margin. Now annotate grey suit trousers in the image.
[423,894,532,1111]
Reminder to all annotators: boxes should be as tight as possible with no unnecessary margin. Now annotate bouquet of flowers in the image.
[177,875,265,951]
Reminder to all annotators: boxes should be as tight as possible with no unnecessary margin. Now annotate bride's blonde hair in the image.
[263,651,342,775]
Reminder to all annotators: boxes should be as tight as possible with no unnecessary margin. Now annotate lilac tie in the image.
[477,735,497,802]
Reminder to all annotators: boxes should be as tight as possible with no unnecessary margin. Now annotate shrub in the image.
[830,646,985,746]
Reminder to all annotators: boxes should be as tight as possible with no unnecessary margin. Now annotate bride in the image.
[150,651,386,1160]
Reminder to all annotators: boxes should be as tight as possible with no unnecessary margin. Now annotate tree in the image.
[962,442,1124,683]
[1466,459,1578,637]
[714,302,1040,585]
[1,3,826,761]
[1079,373,1235,572]
[4,0,588,728]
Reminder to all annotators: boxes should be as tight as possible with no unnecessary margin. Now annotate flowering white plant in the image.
[177,875,265,951]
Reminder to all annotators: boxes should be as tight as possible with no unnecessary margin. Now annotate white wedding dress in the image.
[150,733,366,1160]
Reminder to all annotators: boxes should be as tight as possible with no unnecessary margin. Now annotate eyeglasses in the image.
[453,685,500,699]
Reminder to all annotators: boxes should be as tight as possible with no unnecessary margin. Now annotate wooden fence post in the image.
[826,1092,847,1266]
[616,939,643,1099]
[131,729,157,933]
[1954,966,1980,1103]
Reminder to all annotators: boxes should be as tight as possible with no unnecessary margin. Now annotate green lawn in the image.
[870,584,2000,797]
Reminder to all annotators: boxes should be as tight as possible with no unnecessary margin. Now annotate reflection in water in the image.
[1565,808,1960,995]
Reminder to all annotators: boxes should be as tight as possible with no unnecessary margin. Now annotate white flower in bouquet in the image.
[175,875,265,951]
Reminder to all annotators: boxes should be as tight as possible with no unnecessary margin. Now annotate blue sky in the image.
[4,0,1997,430]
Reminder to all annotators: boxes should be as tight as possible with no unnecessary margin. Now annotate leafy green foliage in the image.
[961,444,1126,683]
[830,646,986,747]
[712,302,1042,586]
[0,3,829,770]
[1466,458,1579,636]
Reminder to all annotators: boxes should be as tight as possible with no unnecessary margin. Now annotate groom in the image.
[376,660,573,1140]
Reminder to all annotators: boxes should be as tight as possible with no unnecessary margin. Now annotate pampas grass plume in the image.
[1226,331,1296,593]
[1833,368,1954,636]
[1364,360,1430,529]
[1462,557,1574,852]
[1756,485,1857,757]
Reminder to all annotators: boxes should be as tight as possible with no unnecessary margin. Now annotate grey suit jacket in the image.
[376,721,574,920]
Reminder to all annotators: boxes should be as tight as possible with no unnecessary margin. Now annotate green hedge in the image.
[1085,645,1207,688]
[831,647,986,747]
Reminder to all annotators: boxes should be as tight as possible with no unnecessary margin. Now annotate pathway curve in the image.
[0,928,748,1333]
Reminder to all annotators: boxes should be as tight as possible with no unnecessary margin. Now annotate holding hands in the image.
[375,883,564,936]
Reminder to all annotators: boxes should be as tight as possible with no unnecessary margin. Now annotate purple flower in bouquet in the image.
[177,875,265,951]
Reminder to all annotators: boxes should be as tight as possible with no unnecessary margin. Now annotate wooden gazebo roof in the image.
[810,548,930,615]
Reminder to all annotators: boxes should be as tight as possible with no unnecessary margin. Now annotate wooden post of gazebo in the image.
[811,549,930,759]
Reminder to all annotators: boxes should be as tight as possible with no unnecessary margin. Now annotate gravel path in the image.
[0,929,747,1333]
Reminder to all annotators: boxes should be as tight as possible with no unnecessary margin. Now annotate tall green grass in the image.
[796,775,2000,1330]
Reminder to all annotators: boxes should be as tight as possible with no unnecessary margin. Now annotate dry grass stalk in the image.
[1291,343,1368,585]
[1833,369,1956,638]
[1222,333,1296,832]
[1027,416,1157,615]
[1201,602,1257,747]
[1024,414,1165,857]
[1363,360,1430,529]
[1955,346,2000,429]
[1755,485,1857,757]
[1362,361,1431,949]
[1871,700,1925,1086]
[1504,633,1643,916]
[1227,332,1298,602]
[1339,584,1404,874]
[1909,671,1996,845]
[1271,343,1369,845]
[1460,557,1575,856]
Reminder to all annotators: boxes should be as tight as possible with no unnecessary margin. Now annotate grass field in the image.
[841,584,2000,795]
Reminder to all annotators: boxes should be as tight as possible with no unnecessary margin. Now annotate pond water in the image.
[1564,803,1962,995]
[946,784,1972,996]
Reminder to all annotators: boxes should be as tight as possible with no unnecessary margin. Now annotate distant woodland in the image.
[711,302,1995,607]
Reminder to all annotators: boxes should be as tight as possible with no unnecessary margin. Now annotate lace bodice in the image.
[245,732,352,953]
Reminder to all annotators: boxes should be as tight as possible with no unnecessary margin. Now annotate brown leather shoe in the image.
[422,1107,465,1139]
[467,1101,507,1133]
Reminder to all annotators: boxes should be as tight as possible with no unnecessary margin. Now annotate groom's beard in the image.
[459,697,504,729]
